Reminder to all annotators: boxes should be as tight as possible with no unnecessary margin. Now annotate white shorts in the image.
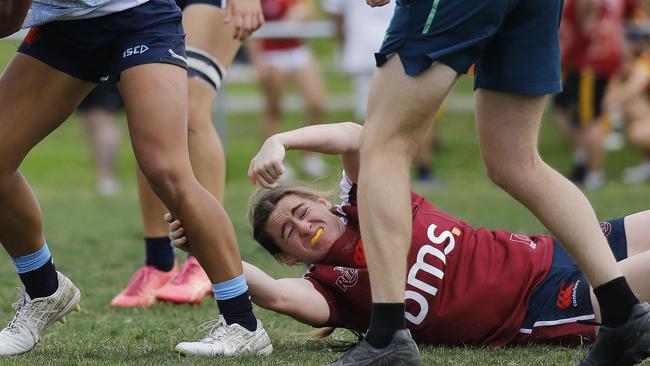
[260,46,312,72]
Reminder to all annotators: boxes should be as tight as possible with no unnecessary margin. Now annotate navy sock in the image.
[19,258,59,299]
[216,291,258,332]
[11,243,59,299]
[594,276,639,327]
[144,236,175,272]
[365,303,406,349]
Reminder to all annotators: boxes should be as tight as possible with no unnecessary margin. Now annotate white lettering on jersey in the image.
[405,224,458,325]
[122,45,149,59]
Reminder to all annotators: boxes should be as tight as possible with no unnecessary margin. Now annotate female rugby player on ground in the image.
[167,122,650,359]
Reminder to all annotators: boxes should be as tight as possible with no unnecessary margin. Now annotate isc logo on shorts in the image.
[123,45,149,59]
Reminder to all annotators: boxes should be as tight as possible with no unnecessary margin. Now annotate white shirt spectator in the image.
[321,0,394,74]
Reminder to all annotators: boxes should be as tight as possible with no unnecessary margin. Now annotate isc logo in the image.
[405,224,457,325]
[123,45,149,58]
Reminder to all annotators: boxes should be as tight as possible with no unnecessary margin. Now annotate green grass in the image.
[0,40,649,365]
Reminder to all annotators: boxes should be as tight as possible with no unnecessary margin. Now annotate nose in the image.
[297,220,311,236]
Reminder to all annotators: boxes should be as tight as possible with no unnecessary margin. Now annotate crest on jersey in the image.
[334,267,359,292]
[599,222,612,237]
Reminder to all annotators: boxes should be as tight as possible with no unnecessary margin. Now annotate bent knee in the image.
[483,154,543,189]
[139,159,193,199]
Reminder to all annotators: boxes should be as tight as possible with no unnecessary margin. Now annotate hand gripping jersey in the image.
[305,173,554,346]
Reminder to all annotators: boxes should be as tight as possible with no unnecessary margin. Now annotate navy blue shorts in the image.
[519,217,628,337]
[176,0,223,10]
[376,0,563,94]
[18,0,187,83]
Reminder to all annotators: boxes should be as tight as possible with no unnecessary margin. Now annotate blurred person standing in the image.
[604,23,650,183]
[77,82,123,196]
[321,0,394,121]
[554,0,645,189]
[249,0,327,178]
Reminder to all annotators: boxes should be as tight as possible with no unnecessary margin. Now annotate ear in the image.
[317,197,333,210]
[274,253,298,266]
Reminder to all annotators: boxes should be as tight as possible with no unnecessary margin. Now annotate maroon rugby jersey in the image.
[304,173,554,346]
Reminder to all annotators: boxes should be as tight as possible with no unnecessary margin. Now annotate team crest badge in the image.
[334,267,359,292]
[599,222,612,237]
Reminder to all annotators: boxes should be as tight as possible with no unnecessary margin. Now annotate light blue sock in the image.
[212,274,248,300]
[11,242,51,274]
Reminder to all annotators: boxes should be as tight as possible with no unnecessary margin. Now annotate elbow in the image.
[343,122,363,148]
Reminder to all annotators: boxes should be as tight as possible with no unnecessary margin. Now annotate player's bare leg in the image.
[116,4,237,307]
[80,107,122,195]
[0,54,92,355]
[291,56,327,177]
[475,89,649,366]
[121,9,271,357]
[589,210,650,322]
[329,57,457,365]
[621,97,650,183]
[257,62,285,140]
[119,62,239,289]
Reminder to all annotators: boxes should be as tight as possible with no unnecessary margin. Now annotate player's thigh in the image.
[475,90,547,166]
[119,63,192,177]
[363,56,456,151]
[0,53,93,170]
[182,3,240,68]
[624,211,650,256]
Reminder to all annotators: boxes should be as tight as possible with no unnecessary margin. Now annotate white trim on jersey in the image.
[335,170,354,225]
[518,314,596,334]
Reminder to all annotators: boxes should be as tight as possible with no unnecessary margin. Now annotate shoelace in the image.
[5,289,56,334]
[123,267,153,296]
[197,318,230,342]
[329,328,365,354]
[6,289,30,334]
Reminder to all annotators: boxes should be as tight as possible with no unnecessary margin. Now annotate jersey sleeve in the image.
[304,271,350,327]
[338,170,357,206]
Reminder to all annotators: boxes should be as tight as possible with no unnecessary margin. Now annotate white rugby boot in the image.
[0,272,81,356]
[175,315,273,357]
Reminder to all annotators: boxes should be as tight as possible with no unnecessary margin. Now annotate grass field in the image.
[0,38,649,365]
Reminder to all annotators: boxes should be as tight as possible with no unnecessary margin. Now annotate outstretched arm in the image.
[166,214,331,326]
[248,122,362,187]
[243,261,331,326]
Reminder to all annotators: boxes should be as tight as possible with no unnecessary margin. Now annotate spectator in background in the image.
[321,0,394,121]
[323,0,442,187]
[604,23,650,183]
[554,0,645,189]
[77,82,122,196]
[249,0,327,178]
